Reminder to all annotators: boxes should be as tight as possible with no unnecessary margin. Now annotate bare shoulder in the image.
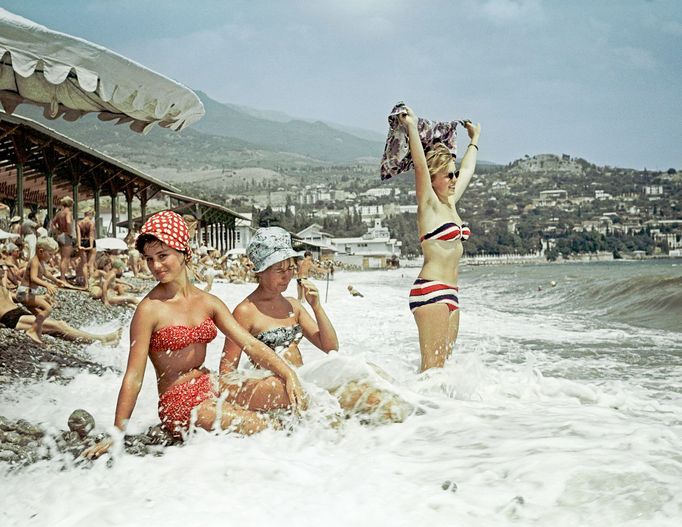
[130,296,159,327]
[233,297,255,318]
[284,296,302,314]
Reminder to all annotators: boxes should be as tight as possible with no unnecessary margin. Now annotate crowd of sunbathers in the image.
[0,206,335,347]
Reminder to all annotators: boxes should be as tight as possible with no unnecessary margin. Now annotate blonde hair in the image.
[37,237,58,253]
[60,196,74,207]
[425,143,453,180]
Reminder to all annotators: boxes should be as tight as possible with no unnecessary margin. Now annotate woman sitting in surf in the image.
[221,227,410,422]
[84,212,305,459]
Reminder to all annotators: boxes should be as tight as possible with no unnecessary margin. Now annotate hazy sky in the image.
[4,0,681,169]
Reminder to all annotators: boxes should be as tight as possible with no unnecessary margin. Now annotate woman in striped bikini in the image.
[399,106,481,371]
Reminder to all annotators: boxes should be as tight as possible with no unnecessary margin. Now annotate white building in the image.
[365,187,396,198]
[595,190,613,200]
[234,212,254,251]
[331,219,401,269]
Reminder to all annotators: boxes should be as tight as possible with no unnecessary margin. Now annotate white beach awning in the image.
[0,8,204,133]
[0,228,20,240]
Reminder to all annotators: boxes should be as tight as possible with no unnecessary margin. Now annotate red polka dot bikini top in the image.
[149,318,218,353]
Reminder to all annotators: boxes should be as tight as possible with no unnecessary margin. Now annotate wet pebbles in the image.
[0,279,173,467]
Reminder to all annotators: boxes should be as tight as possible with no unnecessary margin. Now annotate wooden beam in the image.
[0,125,20,143]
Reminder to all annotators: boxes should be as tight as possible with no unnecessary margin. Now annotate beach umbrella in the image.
[0,228,20,240]
[96,237,128,252]
[0,8,204,133]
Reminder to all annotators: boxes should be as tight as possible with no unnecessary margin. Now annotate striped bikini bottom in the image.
[409,278,459,313]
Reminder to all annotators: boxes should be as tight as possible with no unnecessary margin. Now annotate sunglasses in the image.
[446,170,460,181]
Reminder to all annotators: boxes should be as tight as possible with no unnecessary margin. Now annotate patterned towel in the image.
[380,102,466,181]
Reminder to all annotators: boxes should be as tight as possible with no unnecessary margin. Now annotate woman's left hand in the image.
[299,279,320,308]
[465,121,481,140]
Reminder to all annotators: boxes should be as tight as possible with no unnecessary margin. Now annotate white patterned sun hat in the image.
[247,227,302,272]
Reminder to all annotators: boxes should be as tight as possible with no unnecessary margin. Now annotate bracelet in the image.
[468,144,479,151]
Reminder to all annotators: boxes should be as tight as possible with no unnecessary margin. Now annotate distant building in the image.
[537,189,568,206]
[234,212,254,250]
[365,187,398,198]
[595,190,612,200]
[644,185,663,196]
[331,219,401,269]
[399,205,418,214]
[295,223,337,261]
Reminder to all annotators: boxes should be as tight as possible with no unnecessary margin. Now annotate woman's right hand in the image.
[45,283,57,296]
[284,371,307,412]
[81,437,113,459]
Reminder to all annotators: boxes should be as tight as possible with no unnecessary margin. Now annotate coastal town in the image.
[175,153,681,266]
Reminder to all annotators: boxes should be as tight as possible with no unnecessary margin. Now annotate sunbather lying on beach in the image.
[0,284,120,345]
[222,227,410,423]
[83,211,305,459]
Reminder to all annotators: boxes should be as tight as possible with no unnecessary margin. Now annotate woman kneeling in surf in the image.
[84,212,305,459]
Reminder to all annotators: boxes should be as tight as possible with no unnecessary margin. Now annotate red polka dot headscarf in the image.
[139,210,191,255]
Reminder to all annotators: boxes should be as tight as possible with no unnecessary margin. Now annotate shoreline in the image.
[0,278,182,465]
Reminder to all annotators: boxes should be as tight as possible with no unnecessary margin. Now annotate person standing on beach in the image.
[77,209,96,283]
[22,212,39,259]
[83,211,305,459]
[51,196,76,281]
[399,105,481,371]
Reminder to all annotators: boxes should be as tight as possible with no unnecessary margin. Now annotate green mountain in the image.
[190,91,384,162]
[12,90,386,171]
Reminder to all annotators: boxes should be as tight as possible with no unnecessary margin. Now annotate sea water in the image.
[1,261,681,526]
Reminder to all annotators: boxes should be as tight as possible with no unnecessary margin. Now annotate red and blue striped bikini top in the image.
[420,222,471,243]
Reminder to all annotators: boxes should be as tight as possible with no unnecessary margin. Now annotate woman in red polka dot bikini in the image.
[84,211,305,459]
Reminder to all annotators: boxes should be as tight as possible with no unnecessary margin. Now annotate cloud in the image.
[477,0,545,24]
[612,46,658,70]
[661,20,682,35]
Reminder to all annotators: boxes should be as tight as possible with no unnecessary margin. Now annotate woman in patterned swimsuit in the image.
[399,105,481,372]
[84,212,305,459]
[222,227,411,422]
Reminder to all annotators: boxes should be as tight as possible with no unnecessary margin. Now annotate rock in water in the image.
[68,409,95,439]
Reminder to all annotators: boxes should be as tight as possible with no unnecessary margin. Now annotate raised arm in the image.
[451,122,481,204]
[293,282,338,352]
[399,106,435,205]
[211,296,305,409]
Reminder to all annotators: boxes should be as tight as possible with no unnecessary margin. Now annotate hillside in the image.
[12,90,385,171]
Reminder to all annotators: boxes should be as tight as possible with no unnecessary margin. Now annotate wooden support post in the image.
[140,194,147,224]
[16,161,24,220]
[111,193,118,238]
[72,180,80,219]
[126,191,134,234]
[94,187,101,238]
[46,171,54,222]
